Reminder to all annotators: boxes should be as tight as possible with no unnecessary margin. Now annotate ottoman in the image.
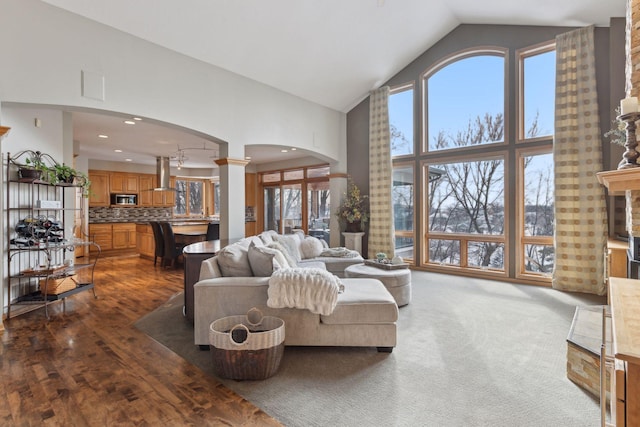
[344,263,412,306]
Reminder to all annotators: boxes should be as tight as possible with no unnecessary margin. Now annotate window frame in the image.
[420,47,509,155]
[392,160,416,262]
[389,82,416,159]
[516,41,556,144]
[515,145,554,283]
[173,177,209,218]
[420,153,510,278]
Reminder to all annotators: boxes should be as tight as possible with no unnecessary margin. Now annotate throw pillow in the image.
[300,235,324,259]
[274,234,302,263]
[267,241,298,268]
[248,241,290,276]
[258,231,275,245]
[217,243,253,277]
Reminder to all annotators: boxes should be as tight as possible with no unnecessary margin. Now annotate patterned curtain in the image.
[552,26,607,295]
[368,86,395,259]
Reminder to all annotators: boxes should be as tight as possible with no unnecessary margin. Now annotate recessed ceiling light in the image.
[133,117,142,121]
[245,156,252,160]
[291,147,297,151]
[98,134,109,139]
[114,149,123,153]
[281,149,288,153]
[125,158,133,162]
[124,120,136,125]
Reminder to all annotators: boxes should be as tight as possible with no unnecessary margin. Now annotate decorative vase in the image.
[345,220,361,232]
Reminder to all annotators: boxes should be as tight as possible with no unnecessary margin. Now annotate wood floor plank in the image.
[1,255,282,427]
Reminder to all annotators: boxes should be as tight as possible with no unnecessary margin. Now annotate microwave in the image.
[111,194,137,205]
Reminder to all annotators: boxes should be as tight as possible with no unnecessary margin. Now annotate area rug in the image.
[135,270,607,427]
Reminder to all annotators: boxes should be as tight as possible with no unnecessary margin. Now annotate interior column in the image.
[215,157,249,243]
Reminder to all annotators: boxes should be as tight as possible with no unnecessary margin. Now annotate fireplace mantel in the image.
[597,168,640,195]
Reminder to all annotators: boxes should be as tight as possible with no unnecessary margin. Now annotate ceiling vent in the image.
[155,156,174,191]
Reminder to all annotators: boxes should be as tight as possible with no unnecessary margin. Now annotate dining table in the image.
[173,224,209,245]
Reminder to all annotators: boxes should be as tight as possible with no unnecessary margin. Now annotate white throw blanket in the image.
[267,268,344,315]
[319,247,360,258]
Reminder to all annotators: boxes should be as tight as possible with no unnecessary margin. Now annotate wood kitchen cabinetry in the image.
[89,224,113,254]
[109,173,138,193]
[88,171,109,206]
[89,171,175,207]
[112,223,137,249]
[136,224,154,258]
[89,223,138,254]
[154,177,175,207]
[138,174,155,206]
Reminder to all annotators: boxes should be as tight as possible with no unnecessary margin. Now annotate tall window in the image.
[415,44,555,284]
[390,85,416,258]
[516,44,555,280]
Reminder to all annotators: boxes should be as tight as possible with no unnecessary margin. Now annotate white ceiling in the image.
[41,0,624,169]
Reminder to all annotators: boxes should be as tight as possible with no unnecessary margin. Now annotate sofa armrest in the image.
[193,276,270,345]
[199,255,222,280]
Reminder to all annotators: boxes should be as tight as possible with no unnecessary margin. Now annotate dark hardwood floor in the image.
[0,255,282,426]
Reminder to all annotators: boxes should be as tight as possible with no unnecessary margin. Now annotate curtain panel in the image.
[552,25,607,295]
[368,86,395,259]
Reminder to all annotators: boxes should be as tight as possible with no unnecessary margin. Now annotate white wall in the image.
[0,0,350,318]
[0,0,346,163]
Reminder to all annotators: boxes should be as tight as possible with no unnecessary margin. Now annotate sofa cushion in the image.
[248,241,290,276]
[217,243,253,277]
[273,234,302,263]
[320,278,398,325]
[267,241,298,267]
[258,230,276,245]
[300,235,324,259]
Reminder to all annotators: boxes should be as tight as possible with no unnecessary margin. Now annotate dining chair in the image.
[160,222,186,268]
[206,222,220,241]
[149,221,165,267]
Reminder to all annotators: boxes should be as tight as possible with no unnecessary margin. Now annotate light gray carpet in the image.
[135,271,606,427]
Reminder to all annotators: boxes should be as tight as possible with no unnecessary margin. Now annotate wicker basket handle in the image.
[229,324,250,346]
[246,307,263,326]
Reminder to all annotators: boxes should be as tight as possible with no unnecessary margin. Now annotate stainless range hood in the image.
[154,156,174,191]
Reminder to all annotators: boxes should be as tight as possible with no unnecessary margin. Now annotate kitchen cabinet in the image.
[89,224,113,253]
[88,171,109,206]
[112,223,137,249]
[154,177,176,207]
[136,224,154,258]
[138,174,155,206]
[109,172,138,194]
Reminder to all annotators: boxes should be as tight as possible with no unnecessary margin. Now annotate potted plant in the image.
[336,179,369,232]
[11,150,55,181]
[51,163,91,196]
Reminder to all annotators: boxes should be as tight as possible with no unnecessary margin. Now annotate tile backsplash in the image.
[89,207,173,223]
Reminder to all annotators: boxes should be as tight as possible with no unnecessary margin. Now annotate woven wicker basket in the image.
[209,308,285,380]
[39,274,78,295]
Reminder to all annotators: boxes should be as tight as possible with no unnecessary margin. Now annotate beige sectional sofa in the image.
[193,231,399,352]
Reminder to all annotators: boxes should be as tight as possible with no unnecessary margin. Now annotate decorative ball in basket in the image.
[209,308,285,380]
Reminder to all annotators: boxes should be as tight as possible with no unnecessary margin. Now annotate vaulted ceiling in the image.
[38,0,625,168]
